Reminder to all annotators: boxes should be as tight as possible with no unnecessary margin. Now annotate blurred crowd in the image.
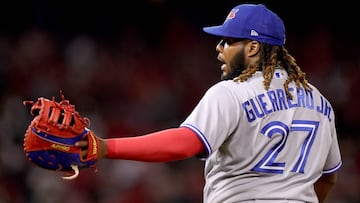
[0,1,359,203]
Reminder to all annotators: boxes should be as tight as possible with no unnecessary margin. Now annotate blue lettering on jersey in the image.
[287,88,298,108]
[317,96,332,122]
[276,88,288,110]
[250,97,265,118]
[243,88,332,123]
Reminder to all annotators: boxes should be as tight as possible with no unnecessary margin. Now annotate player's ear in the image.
[246,41,260,57]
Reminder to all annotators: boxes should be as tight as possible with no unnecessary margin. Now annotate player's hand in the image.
[76,134,107,159]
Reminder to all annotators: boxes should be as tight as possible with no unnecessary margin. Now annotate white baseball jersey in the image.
[180,69,342,203]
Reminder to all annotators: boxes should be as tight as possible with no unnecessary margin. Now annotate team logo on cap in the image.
[251,30,259,36]
[226,8,239,20]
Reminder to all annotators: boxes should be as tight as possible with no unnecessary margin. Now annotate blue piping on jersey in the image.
[323,161,342,174]
[180,124,212,158]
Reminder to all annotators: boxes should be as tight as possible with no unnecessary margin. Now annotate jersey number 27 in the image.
[252,120,319,174]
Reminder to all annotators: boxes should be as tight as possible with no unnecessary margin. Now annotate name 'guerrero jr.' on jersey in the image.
[242,86,333,123]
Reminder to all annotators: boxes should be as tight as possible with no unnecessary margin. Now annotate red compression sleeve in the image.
[106,127,204,162]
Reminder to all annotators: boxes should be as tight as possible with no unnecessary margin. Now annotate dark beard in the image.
[221,47,246,81]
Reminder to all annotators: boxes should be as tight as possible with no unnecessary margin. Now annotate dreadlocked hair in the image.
[234,43,312,99]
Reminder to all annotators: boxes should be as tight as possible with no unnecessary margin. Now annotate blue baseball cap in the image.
[203,4,286,46]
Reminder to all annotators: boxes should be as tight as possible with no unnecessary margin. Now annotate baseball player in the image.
[77,3,342,203]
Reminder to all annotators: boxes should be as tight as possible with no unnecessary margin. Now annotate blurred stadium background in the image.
[0,1,359,203]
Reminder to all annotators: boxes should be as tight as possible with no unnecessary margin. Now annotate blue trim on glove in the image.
[31,127,89,145]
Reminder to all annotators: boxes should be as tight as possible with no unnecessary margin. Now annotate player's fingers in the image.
[76,140,90,158]
[81,149,88,159]
[75,140,88,148]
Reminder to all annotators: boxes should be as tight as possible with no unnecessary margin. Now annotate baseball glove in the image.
[23,91,99,180]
